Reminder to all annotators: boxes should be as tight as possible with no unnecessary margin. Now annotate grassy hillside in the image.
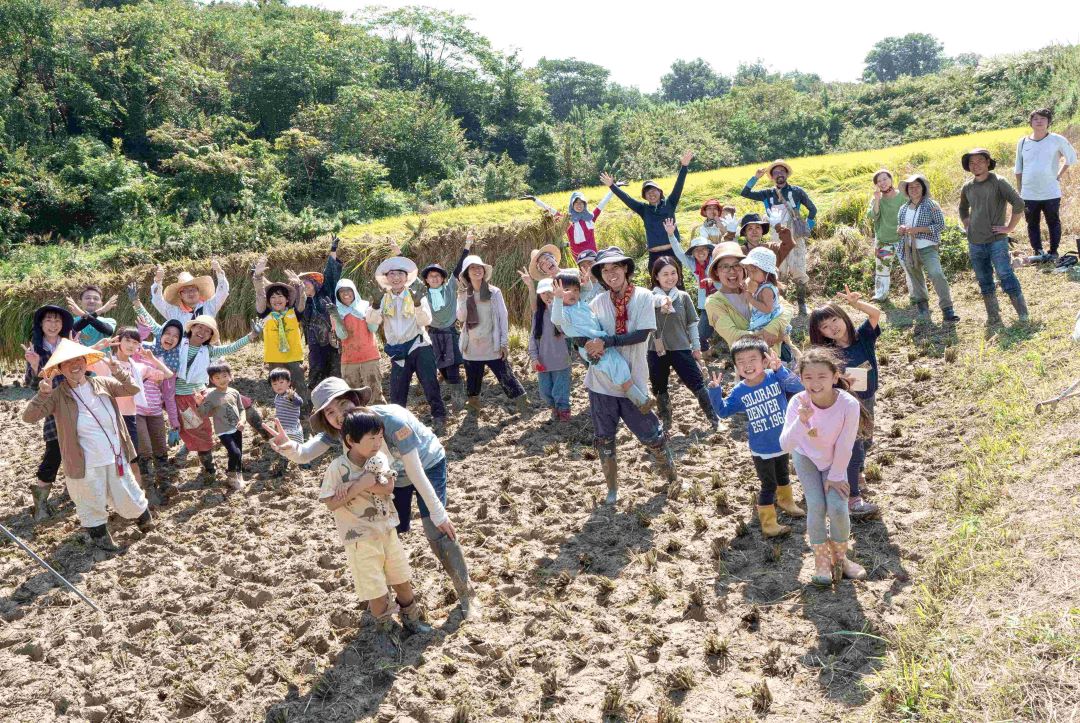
[0,127,1023,362]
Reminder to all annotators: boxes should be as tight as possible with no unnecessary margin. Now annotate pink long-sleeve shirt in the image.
[779,389,861,482]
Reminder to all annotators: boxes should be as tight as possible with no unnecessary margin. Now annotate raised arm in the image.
[741,170,774,202]
[602,172,646,214]
[667,153,693,208]
[252,255,268,315]
[207,259,230,314]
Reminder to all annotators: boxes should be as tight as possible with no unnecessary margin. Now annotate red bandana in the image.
[611,283,634,334]
[695,259,715,294]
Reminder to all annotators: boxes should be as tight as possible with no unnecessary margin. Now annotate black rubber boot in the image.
[694,387,719,430]
[87,524,119,551]
[656,392,672,430]
[30,484,54,522]
[198,452,217,485]
[596,437,618,504]
[982,293,1002,326]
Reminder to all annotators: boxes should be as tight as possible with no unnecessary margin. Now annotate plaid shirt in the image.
[897,200,945,246]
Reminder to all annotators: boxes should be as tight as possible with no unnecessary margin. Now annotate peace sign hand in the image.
[764,350,782,372]
[23,342,40,370]
[263,418,290,448]
[92,335,120,352]
[517,266,535,290]
[834,284,862,306]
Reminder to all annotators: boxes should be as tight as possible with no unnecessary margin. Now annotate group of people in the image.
[18,107,1073,633]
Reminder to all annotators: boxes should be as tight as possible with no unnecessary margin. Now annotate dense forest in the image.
[1,0,1076,263]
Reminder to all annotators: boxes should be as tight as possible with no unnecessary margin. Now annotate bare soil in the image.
[0,269,1076,722]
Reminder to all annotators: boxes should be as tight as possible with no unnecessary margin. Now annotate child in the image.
[741,247,784,333]
[694,199,738,244]
[173,315,260,482]
[22,304,75,521]
[649,256,718,430]
[269,368,305,446]
[455,253,528,416]
[575,250,603,304]
[666,218,718,354]
[67,285,118,347]
[195,362,247,490]
[528,278,572,422]
[415,235,472,410]
[375,254,447,434]
[298,236,344,389]
[320,410,432,634]
[779,347,868,586]
[708,336,806,537]
[332,278,384,404]
[130,283,185,455]
[550,274,656,413]
[151,260,230,323]
[526,189,616,258]
[22,339,155,551]
[809,290,883,520]
[253,257,310,406]
[102,327,174,496]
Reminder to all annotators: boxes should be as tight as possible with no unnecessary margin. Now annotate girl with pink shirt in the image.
[780,347,869,586]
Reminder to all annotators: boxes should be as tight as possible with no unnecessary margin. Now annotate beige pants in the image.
[342,360,385,404]
[67,462,148,528]
[345,529,411,601]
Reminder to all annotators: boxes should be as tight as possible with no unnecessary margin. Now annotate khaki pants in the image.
[67,462,148,528]
[342,359,385,404]
[345,529,411,601]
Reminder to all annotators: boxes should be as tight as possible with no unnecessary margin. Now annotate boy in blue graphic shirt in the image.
[708,336,805,537]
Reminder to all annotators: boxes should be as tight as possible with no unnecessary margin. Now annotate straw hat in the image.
[163,272,215,306]
[898,174,931,200]
[374,257,418,291]
[528,244,562,280]
[309,377,374,437]
[459,255,493,283]
[706,242,746,281]
[766,160,792,178]
[742,246,779,277]
[39,338,106,380]
[185,315,220,344]
[264,281,297,306]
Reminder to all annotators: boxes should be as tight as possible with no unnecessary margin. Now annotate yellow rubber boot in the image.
[756,504,791,538]
[774,484,806,518]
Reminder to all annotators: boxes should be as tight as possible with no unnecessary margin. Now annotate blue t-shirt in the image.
[369,403,445,473]
[708,366,804,457]
[835,319,880,400]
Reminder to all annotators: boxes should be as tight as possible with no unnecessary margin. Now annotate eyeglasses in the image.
[716,264,740,272]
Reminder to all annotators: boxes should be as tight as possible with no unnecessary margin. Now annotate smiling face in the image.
[733,349,766,382]
[704,206,720,220]
[347,428,384,460]
[875,173,893,193]
[322,396,358,431]
[59,357,88,385]
[538,253,559,278]
[600,262,628,292]
[425,271,445,290]
[385,269,407,293]
[80,289,102,313]
[691,246,711,264]
[209,370,232,391]
[655,263,680,291]
[303,279,317,298]
[467,264,486,288]
[41,311,64,339]
[160,326,180,350]
[906,181,925,204]
[572,199,586,213]
[770,168,788,186]
[337,288,355,306]
[799,361,840,397]
[814,313,848,344]
[713,257,745,293]
[188,323,213,346]
[268,289,289,312]
[644,188,662,205]
[118,336,141,358]
[967,154,990,177]
[179,285,202,307]
[744,224,764,243]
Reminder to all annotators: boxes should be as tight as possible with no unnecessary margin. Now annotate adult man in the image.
[151,259,230,323]
[866,170,906,302]
[554,247,678,505]
[958,148,1028,324]
[1015,108,1077,263]
[741,160,818,315]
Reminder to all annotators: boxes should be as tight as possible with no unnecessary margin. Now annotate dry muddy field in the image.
[0,289,1000,722]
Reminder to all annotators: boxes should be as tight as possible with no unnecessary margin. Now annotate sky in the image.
[299,0,1080,91]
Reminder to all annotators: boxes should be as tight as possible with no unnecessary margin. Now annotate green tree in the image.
[524,124,560,193]
[863,33,945,82]
[536,57,610,119]
[660,58,730,103]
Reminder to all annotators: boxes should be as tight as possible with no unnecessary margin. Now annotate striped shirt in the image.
[274,391,304,444]
[136,375,165,416]
[173,336,251,396]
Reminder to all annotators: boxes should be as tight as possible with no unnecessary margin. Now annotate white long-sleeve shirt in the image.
[150,272,230,323]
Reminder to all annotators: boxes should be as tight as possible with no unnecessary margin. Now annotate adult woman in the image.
[456,254,528,415]
[703,242,793,356]
[897,174,958,323]
[266,377,478,619]
[555,246,678,504]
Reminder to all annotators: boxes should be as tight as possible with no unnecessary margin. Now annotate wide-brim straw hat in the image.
[33,304,74,331]
[459,255,494,283]
[264,281,297,306]
[898,174,932,199]
[299,271,324,288]
[591,246,636,283]
[375,257,419,290]
[40,338,106,380]
[961,148,997,171]
[738,213,770,238]
[766,160,792,178]
[163,272,215,306]
[741,246,779,277]
[185,315,221,345]
[309,377,374,437]
[528,244,562,281]
[706,242,746,281]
